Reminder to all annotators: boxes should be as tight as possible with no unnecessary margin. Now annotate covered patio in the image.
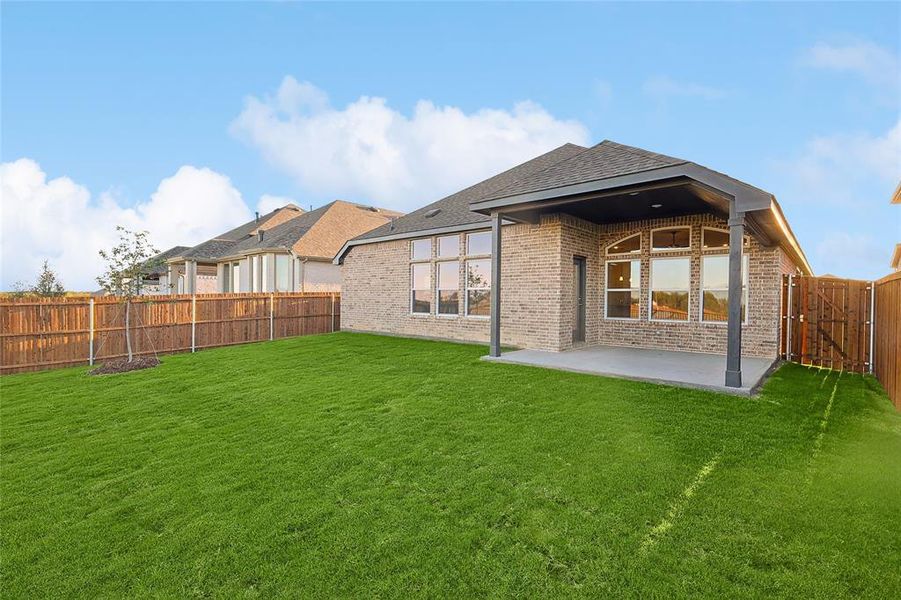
[470,142,810,389]
[483,345,777,395]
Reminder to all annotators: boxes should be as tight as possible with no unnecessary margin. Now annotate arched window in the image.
[606,233,641,255]
[702,227,750,250]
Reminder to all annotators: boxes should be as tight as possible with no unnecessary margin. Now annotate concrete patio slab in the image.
[483,345,777,395]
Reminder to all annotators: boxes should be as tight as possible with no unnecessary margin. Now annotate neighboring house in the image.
[336,140,812,389]
[166,201,400,294]
[139,245,190,295]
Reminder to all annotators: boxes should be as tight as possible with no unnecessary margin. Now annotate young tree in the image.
[11,260,66,297]
[96,227,160,362]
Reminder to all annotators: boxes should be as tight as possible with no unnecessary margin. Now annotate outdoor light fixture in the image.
[651,203,662,208]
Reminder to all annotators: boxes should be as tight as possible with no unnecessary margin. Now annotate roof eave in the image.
[334,220,497,264]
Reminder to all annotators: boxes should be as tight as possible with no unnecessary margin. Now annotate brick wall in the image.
[342,212,800,358]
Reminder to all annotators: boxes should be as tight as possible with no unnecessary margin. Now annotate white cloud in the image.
[0,161,252,290]
[257,194,297,215]
[642,76,727,101]
[230,77,589,211]
[814,232,890,279]
[800,40,900,88]
[782,119,901,206]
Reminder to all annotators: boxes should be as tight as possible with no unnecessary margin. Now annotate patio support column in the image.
[489,211,502,357]
[725,204,745,388]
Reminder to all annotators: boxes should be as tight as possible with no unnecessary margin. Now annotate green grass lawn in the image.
[2,333,900,598]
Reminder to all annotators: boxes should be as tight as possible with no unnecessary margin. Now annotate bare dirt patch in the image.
[89,357,160,376]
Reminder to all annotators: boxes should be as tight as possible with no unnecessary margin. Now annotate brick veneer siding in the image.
[341,221,566,350]
[341,212,801,358]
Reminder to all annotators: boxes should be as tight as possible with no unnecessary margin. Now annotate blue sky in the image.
[2,1,899,289]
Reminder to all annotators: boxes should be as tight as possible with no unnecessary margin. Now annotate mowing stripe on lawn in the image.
[640,452,721,552]
[808,371,842,480]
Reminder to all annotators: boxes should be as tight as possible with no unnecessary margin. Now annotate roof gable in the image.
[351,143,587,242]
[483,140,687,202]
[179,205,305,261]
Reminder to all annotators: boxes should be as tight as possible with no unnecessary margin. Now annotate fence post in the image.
[786,274,793,362]
[191,295,197,353]
[89,298,95,366]
[270,293,275,341]
[869,281,876,374]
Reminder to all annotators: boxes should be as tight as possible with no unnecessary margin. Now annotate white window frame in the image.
[604,259,640,320]
[649,257,691,322]
[232,263,241,293]
[274,254,290,292]
[466,231,492,257]
[437,235,460,259]
[436,260,460,317]
[410,262,432,315]
[464,258,491,319]
[650,226,692,253]
[411,238,432,261]
[605,233,641,256]
[261,254,270,293]
[701,254,749,324]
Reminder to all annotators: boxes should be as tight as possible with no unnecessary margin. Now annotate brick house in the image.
[336,141,812,389]
[163,200,401,294]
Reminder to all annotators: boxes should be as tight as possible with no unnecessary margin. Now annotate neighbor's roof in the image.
[142,246,191,275]
[352,143,587,242]
[176,204,306,262]
[222,200,401,261]
[891,243,901,270]
[892,180,901,204]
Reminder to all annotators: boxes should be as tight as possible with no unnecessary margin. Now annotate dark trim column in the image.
[725,204,744,388]
[489,211,502,357]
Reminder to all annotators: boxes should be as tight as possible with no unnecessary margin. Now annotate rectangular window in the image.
[437,235,459,258]
[411,263,432,314]
[465,259,491,316]
[275,254,290,292]
[467,231,492,256]
[651,226,691,251]
[701,255,749,322]
[221,264,231,292]
[437,261,459,315]
[606,260,639,319]
[252,256,261,292]
[411,238,432,260]
[650,258,690,321]
[232,263,241,293]
[261,254,270,293]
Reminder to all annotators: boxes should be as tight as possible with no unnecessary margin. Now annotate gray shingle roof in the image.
[353,143,587,241]
[180,206,297,261]
[227,203,333,255]
[142,246,191,275]
[483,140,687,201]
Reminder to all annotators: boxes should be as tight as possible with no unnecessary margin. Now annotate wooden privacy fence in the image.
[781,275,873,373]
[781,274,900,410]
[873,272,900,409]
[0,292,340,375]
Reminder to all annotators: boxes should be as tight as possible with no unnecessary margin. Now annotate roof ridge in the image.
[599,139,688,166]
[474,142,595,200]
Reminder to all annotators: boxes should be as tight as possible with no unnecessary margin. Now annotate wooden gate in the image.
[781,275,873,373]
